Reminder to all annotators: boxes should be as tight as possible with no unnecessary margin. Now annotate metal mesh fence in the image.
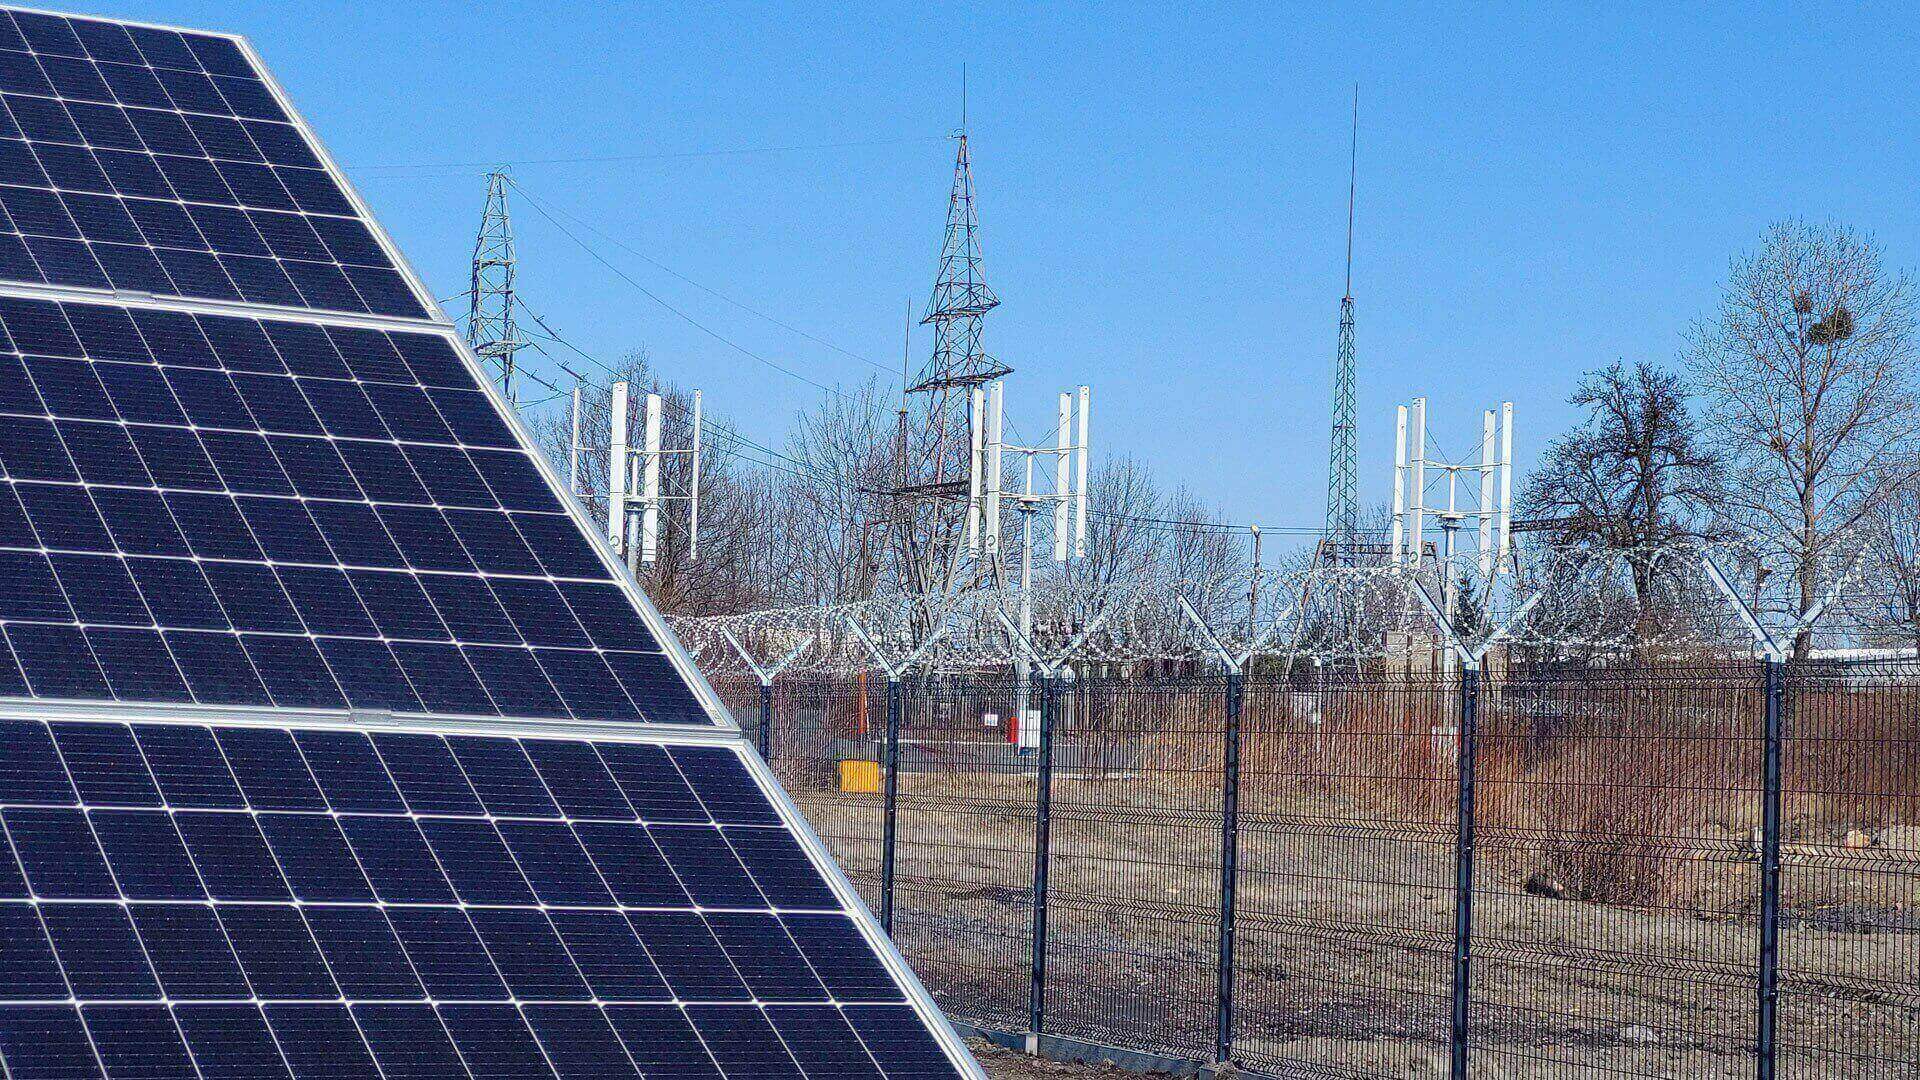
[1044,677,1224,1060]
[893,678,1037,1033]
[1778,662,1920,1079]
[773,674,887,902]
[732,662,1918,1079]
[1236,668,1456,1077]
[1470,664,1763,1078]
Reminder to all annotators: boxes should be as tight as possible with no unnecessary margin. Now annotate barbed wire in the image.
[672,536,1889,678]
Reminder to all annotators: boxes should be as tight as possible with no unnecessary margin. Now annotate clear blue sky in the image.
[51,1,1920,536]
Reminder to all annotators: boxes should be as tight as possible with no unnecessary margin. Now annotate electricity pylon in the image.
[468,169,528,403]
[893,86,1013,603]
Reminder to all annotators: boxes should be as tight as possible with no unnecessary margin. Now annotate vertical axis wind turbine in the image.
[468,169,528,403]
[1323,87,1361,564]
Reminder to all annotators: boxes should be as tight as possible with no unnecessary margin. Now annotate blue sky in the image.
[51,2,1920,536]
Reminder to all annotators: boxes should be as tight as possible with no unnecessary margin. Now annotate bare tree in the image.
[778,377,899,605]
[1686,219,1920,654]
[1859,473,1920,650]
[526,351,783,616]
[1521,361,1723,615]
[1161,486,1247,621]
[1063,457,1162,595]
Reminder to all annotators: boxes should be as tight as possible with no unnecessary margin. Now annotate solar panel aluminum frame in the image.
[0,5,739,737]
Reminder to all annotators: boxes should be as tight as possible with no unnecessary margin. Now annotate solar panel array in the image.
[0,7,979,1079]
[0,716,962,1079]
[0,294,708,726]
[0,7,423,317]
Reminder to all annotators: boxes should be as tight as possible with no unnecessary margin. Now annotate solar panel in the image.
[0,9,422,318]
[0,293,710,726]
[0,716,967,1079]
[0,7,981,1080]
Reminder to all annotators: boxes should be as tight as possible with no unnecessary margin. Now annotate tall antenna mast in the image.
[1323,87,1361,565]
[468,169,528,403]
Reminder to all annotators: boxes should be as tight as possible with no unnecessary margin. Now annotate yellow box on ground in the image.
[840,759,881,793]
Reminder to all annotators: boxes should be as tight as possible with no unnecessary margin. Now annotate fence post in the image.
[1696,551,1830,1080]
[1028,671,1059,1050]
[1215,669,1245,1065]
[880,675,902,934]
[1449,662,1479,1080]
[758,680,774,761]
[723,631,809,765]
[1757,656,1785,1080]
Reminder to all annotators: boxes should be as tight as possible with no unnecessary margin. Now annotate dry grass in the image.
[724,670,1919,1077]
[727,669,1920,910]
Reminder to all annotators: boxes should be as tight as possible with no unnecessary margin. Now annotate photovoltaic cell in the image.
[0,718,956,1080]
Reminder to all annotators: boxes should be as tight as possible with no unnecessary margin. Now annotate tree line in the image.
[529,218,1920,656]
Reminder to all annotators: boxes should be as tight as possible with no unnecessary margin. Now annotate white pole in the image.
[1390,403,1407,565]
[1479,408,1496,578]
[641,392,662,565]
[1442,464,1458,618]
[568,383,582,495]
[967,384,985,554]
[1074,385,1090,559]
[688,389,702,562]
[608,381,629,556]
[1053,391,1071,562]
[1498,401,1515,569]
[985,380,1004,557]
[1410,397,1426,569]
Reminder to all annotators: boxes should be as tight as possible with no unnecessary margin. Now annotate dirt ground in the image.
[789,766,1919,1079]
[966,1040,1135,1080]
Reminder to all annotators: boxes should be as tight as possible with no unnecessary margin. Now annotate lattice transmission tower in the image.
[1323,88,1361,564]
[468,169,528,403]
[892,90,1012,599]
[910,128,1008,395]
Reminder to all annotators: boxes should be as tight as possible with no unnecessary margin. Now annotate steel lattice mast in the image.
[892,90,1013,601]
[1323,88,1360,564]
[910,129,1008,394]
[468,169,528,403]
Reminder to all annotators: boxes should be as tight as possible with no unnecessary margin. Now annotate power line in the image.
[449,178,1318,543]
[505,177,893,411]
[508,182,897,377]
[505,297,1324,539]
[350,135,946,173]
